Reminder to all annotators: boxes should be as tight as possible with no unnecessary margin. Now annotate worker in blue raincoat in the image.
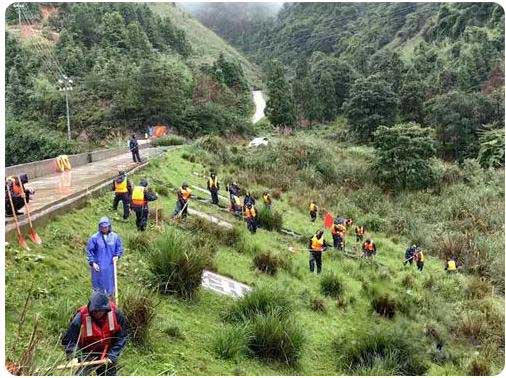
[86,217,123,296]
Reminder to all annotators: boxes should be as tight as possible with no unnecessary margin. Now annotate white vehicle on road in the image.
[248,137,269,148]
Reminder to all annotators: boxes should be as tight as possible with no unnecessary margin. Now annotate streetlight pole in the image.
[58,75,73,141]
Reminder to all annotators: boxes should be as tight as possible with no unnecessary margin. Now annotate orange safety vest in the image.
[415,251,424,262]
[244,207,256,219]
[363,242,375,251]
[263,194,271,205]
[180,188,192,201]
[311,235,325,252]
[114,178,128,194]
[131,186,146,206]
[208,177,218,189]
[6,177,24,197]
[78,301,121,356]
[355,226,364,236]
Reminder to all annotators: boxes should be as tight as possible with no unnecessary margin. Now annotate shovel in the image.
[6,185,30,251]
[18,176,42,245]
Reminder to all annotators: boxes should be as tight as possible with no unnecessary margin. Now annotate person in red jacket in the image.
[62,291,127,376]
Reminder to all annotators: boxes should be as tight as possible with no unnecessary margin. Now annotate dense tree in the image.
[424,91,496,161]
[373,123,438,190]
[342,75,399,141]
[265,60,296,127]
[477,123,505,168]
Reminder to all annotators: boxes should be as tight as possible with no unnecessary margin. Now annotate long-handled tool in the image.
[175,200,189,219]
[53,358,109,372]
[18,176,42,245]
[113,258,119,306]
[6,185,30,251]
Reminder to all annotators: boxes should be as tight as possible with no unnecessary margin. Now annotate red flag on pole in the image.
[324,212,334,229]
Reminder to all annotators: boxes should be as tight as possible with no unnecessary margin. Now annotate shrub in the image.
[333,325,428,375]
[253,252,282,275]
[371,294,397,318]
[401,274,416,288]
[127,233,152,254]
[256,206,283,231]
[147,230,209,299]
[154,186,169,197]
[214,325,250,360]
[468,358,491,376]
[362,212,387,232]
[182,217,241,246]
[309,297,327,313]
[162,325,185,340]
[234,230,262,255]
[247,314,305,366]
[271,190,282,200]
[195,135,230,163]
[152,134,186,146]
[320,272,345,299]
[121,288,157,345]
[465,277,492,299]
[225,286,292,322]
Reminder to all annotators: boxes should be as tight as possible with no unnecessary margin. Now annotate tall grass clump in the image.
[371,293,397,319]
[248,314,305,366]
[224,286,292,322]
[152,135,186,146]
[256,206,283,231]
[333,324,428,375]
[127,233,152,254]
[213,325,251,360]
[121,288,157,345]
[147,229,210,299]
[182,217,241,246]
[252,251,287,275]
[320,272,345,299]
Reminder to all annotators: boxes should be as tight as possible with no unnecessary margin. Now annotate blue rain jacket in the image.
[86,217,123,295]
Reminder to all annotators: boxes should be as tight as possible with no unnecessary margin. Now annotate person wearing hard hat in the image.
[207,173,220,205]
[243,203,258,233]
[361,239,377,258]
[309,201,318,222]
[130,179,158,231]
[308,230,328,274]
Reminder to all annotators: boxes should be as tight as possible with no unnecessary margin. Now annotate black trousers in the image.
[132,205,148,231]
[310,211,317,222]
[113,193,130,219]
[173,200,188,218]
[309,251,322,274]
[131,149,141,163]
[417,261,424,271]
[247,218,257,233]
[5,196,26,215]
[210,189,219,205]
[333,234,343,250]
[356,234,363,242]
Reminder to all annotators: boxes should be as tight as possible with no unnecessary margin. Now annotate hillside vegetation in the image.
[5,132,505,375]
[5,3,256,165]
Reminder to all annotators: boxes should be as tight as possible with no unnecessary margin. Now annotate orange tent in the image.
[152,126,167,138]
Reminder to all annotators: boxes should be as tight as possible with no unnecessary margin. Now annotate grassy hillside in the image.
[149,3,262,87]
[6,131,504,375]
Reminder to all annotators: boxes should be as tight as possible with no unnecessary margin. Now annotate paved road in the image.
[252,90,266,124]
[6,146,166,227]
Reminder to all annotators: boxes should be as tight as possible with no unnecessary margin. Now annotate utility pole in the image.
[13,3,24,30]
[58,75,73,141]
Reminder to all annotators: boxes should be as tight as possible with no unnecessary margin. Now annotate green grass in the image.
[5,143,505,375]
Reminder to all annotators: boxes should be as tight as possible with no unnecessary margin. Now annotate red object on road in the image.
[324,212,334,229]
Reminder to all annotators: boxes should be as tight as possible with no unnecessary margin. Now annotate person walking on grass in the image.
[131,179,158,231]
[243,203,258,233]
[62,291,127,376]
[355,225,365,242]
[414,248,424,272]
[111,170,132,221]
[404,244,417,266]
[361,239,377,259]
[129,134,141,163]
[309,230,328,274]
[172,182,192,218]
[207,172,220,205]
[309,201,318,222]
[262,191,272,210]
[330,222,345,250]
[86,217,123,296]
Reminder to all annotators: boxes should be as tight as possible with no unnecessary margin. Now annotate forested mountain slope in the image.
[5,3,258,165]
